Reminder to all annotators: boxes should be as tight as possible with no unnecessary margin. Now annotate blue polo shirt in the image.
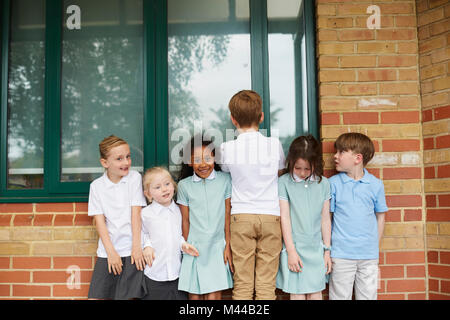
[329,169,388,260]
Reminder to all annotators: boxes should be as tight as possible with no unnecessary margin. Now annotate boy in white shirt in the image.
[219,90,285,300]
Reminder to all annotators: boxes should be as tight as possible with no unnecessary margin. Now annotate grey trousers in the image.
[329,258,379,300]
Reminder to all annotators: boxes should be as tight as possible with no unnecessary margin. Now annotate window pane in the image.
[7,0,46,189]
[268,0,305,153]
[61,0,144,182]
[168,0,251,176]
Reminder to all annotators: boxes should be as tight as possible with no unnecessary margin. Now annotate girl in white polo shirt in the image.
[87,135,148,300]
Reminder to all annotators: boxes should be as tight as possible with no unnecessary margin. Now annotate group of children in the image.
[87,90,388,301]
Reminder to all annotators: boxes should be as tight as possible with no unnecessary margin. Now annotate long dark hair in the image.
[286,135,324,183]
[177,133,221,181]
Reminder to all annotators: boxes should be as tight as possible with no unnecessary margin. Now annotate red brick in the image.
[424,166,435,179]
[383,167,421,180]
[33,214,53,226]
[426,194,437,207]
[0,258,10,269]
[438,164,450,178]
[381,111,420,124]
[429,293,450,300]
[0,285,10,296]
[386,195,422,207]
[74,214,93,226]
[13,285,51,297]
[13,214,34,226]
[387,279,426,292]
[53,257,93,270]
[436,135,450,149]
[385,251,425,264]
[427,208,450,222]
[428,251,439,263]
[0,215,12,226]
[377,29,416,40]
[75,202,88,212]
[366,168,380,178]
[441,280,450,293]
[408,293,427,300]
[13,257,51,270]
[407,265,426,278]
[0,271,30,283]
[434,105,450,120]
[53,284,89,297]
[53,214,74,226]
[322,141,336,153]
[422,109,433,122]
[386,210,401,222]
[0,204,33,213]
[35,203,73,213]
[321,113,340,125]
[429,265,450,279]
[378,293,405,300]
[380,265,404,278]
[383,140,420,152]
[429,279,439,291]
[33,270,92,284]
[440,252,450,264]
[343,112,378,124]
[424,137,435,150]
[439,194,450,207]
[404,209,422,221]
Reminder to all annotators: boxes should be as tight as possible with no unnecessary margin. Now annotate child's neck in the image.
[106,171,123,184]
[236,126,259,134]
[345,166,365,181]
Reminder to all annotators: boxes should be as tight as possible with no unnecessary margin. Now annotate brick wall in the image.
[317,0,427,299]
[417,0,450,300]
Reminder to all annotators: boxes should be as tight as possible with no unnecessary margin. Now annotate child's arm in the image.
[321,199,332,274]
[223,198,234,273]
[280,200,303,272]
[94,214,123,275]
[179,204,190,241]
[131,206,145,271]
[376,212,386,245]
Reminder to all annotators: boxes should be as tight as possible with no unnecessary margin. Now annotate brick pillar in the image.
[317,0,426,299]
[417,0,450,300]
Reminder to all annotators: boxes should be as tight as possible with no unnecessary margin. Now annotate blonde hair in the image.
[99,135,128,159]
[143,167,177,193]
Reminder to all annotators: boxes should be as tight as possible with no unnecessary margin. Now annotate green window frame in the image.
[0,0,317,203]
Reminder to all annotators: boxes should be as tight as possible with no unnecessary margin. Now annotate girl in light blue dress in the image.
[276,135,332,300]
[176,135,233,300]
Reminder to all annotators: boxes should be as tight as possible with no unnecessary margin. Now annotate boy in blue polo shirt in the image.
[328,132,388,300]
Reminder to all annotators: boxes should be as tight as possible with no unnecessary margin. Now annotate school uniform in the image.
[140,200,188,300]
[328,169,388,300]
[176,170,234,295]
[87,170,148,300]
[219,131,285,300]
[276,173,331,294]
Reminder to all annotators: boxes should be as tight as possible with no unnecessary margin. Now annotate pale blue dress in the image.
[176,170,234,294]
[276,173,331,294]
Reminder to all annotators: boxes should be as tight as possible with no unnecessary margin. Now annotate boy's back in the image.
[219,131,285,215]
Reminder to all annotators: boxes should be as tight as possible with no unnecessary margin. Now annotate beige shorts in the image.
[329,258,379,300]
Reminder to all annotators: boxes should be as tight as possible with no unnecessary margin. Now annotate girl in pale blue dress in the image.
[276,135,332,300]
[176,135,233,300]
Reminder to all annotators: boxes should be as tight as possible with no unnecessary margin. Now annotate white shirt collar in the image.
[192,169,216,182]
[292,173,317,183]
[149,200,178,214]
[102,171,130,188]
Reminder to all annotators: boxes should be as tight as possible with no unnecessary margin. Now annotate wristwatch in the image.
[323,245,331,251]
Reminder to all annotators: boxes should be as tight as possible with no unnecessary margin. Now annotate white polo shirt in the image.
[88,170,147,258]
[219,131,285,216]
[141,201,186,281]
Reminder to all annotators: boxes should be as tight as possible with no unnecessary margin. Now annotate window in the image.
[0,0,317,201]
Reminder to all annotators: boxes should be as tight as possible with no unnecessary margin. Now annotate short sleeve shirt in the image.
[88,170,147,258]
[218,131,285,216]
[329,169,388,260]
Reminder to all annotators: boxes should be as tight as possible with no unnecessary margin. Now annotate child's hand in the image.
[107,250,123,275]
[287,249,303,273]
[143,246,155,267]
[223,245,234,273]
[182,242,199,257]
[324,251,332,275]
[131,245,145,271]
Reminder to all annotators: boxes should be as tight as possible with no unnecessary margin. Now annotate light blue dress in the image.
[176,170,234,294]
[276,173,331,294]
